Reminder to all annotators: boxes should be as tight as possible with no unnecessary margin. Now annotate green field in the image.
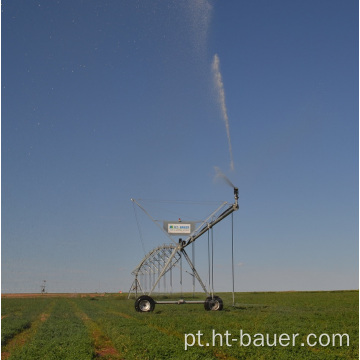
[1,291,358,359]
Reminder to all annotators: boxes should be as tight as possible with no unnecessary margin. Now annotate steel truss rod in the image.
[149,245,180,295]
[136,276,144,295]
[131,244,180,276]
[181,249,208,295]
[184,188,238,248]
[127,277,144,299]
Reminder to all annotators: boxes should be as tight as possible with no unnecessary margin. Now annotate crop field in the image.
[1,291,358,359]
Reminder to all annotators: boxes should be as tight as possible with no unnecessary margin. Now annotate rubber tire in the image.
[204,296,223,311]
[135,295,156,312]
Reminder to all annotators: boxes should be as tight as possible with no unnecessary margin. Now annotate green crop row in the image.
[70,296,215,360]
[8,298,94,360]
[1,298,53,346]
[1,291,358,359]
[72,291,359,360]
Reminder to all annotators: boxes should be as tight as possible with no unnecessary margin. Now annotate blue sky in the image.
[2,0,358,293]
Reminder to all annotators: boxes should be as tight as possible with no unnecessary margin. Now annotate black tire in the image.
[204,296,223,311]
[135,295,156,312]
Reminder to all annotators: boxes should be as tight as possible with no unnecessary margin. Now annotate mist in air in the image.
[214,166,235,189]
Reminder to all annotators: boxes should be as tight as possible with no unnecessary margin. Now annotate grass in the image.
[1,291,358,359]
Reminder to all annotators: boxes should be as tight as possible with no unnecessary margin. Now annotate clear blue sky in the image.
[2,0,358,293]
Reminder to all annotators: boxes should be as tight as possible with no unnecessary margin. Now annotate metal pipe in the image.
[155,300,205,305]
[184,187,239,248]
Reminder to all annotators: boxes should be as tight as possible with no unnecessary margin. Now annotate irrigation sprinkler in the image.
[129,185,239,312]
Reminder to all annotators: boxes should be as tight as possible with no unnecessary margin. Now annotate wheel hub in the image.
[210,300,220,310]
[139,299,151,312]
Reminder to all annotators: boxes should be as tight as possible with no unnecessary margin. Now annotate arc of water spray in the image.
[214,166,235,189]
[212,54,234,171]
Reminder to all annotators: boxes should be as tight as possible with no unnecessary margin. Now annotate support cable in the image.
[180,252,183,297]
[132,201,147,256]
[131,198,178,245]
[211,227,214,298]
[207,229,211,290]
[170,264,173,293]
[231,212,235,306]
[192,242,195,297]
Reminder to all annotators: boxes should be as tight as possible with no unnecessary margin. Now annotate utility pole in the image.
[41,280,46,294]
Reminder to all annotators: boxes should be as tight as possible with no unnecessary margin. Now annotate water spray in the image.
[214,166,235,188]
[212,54,234,171]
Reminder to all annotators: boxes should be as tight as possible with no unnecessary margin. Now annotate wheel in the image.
[135,295,155,312]
[204,296,223,311]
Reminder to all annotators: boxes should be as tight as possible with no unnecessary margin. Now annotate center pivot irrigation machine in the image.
[128,185,239,312]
